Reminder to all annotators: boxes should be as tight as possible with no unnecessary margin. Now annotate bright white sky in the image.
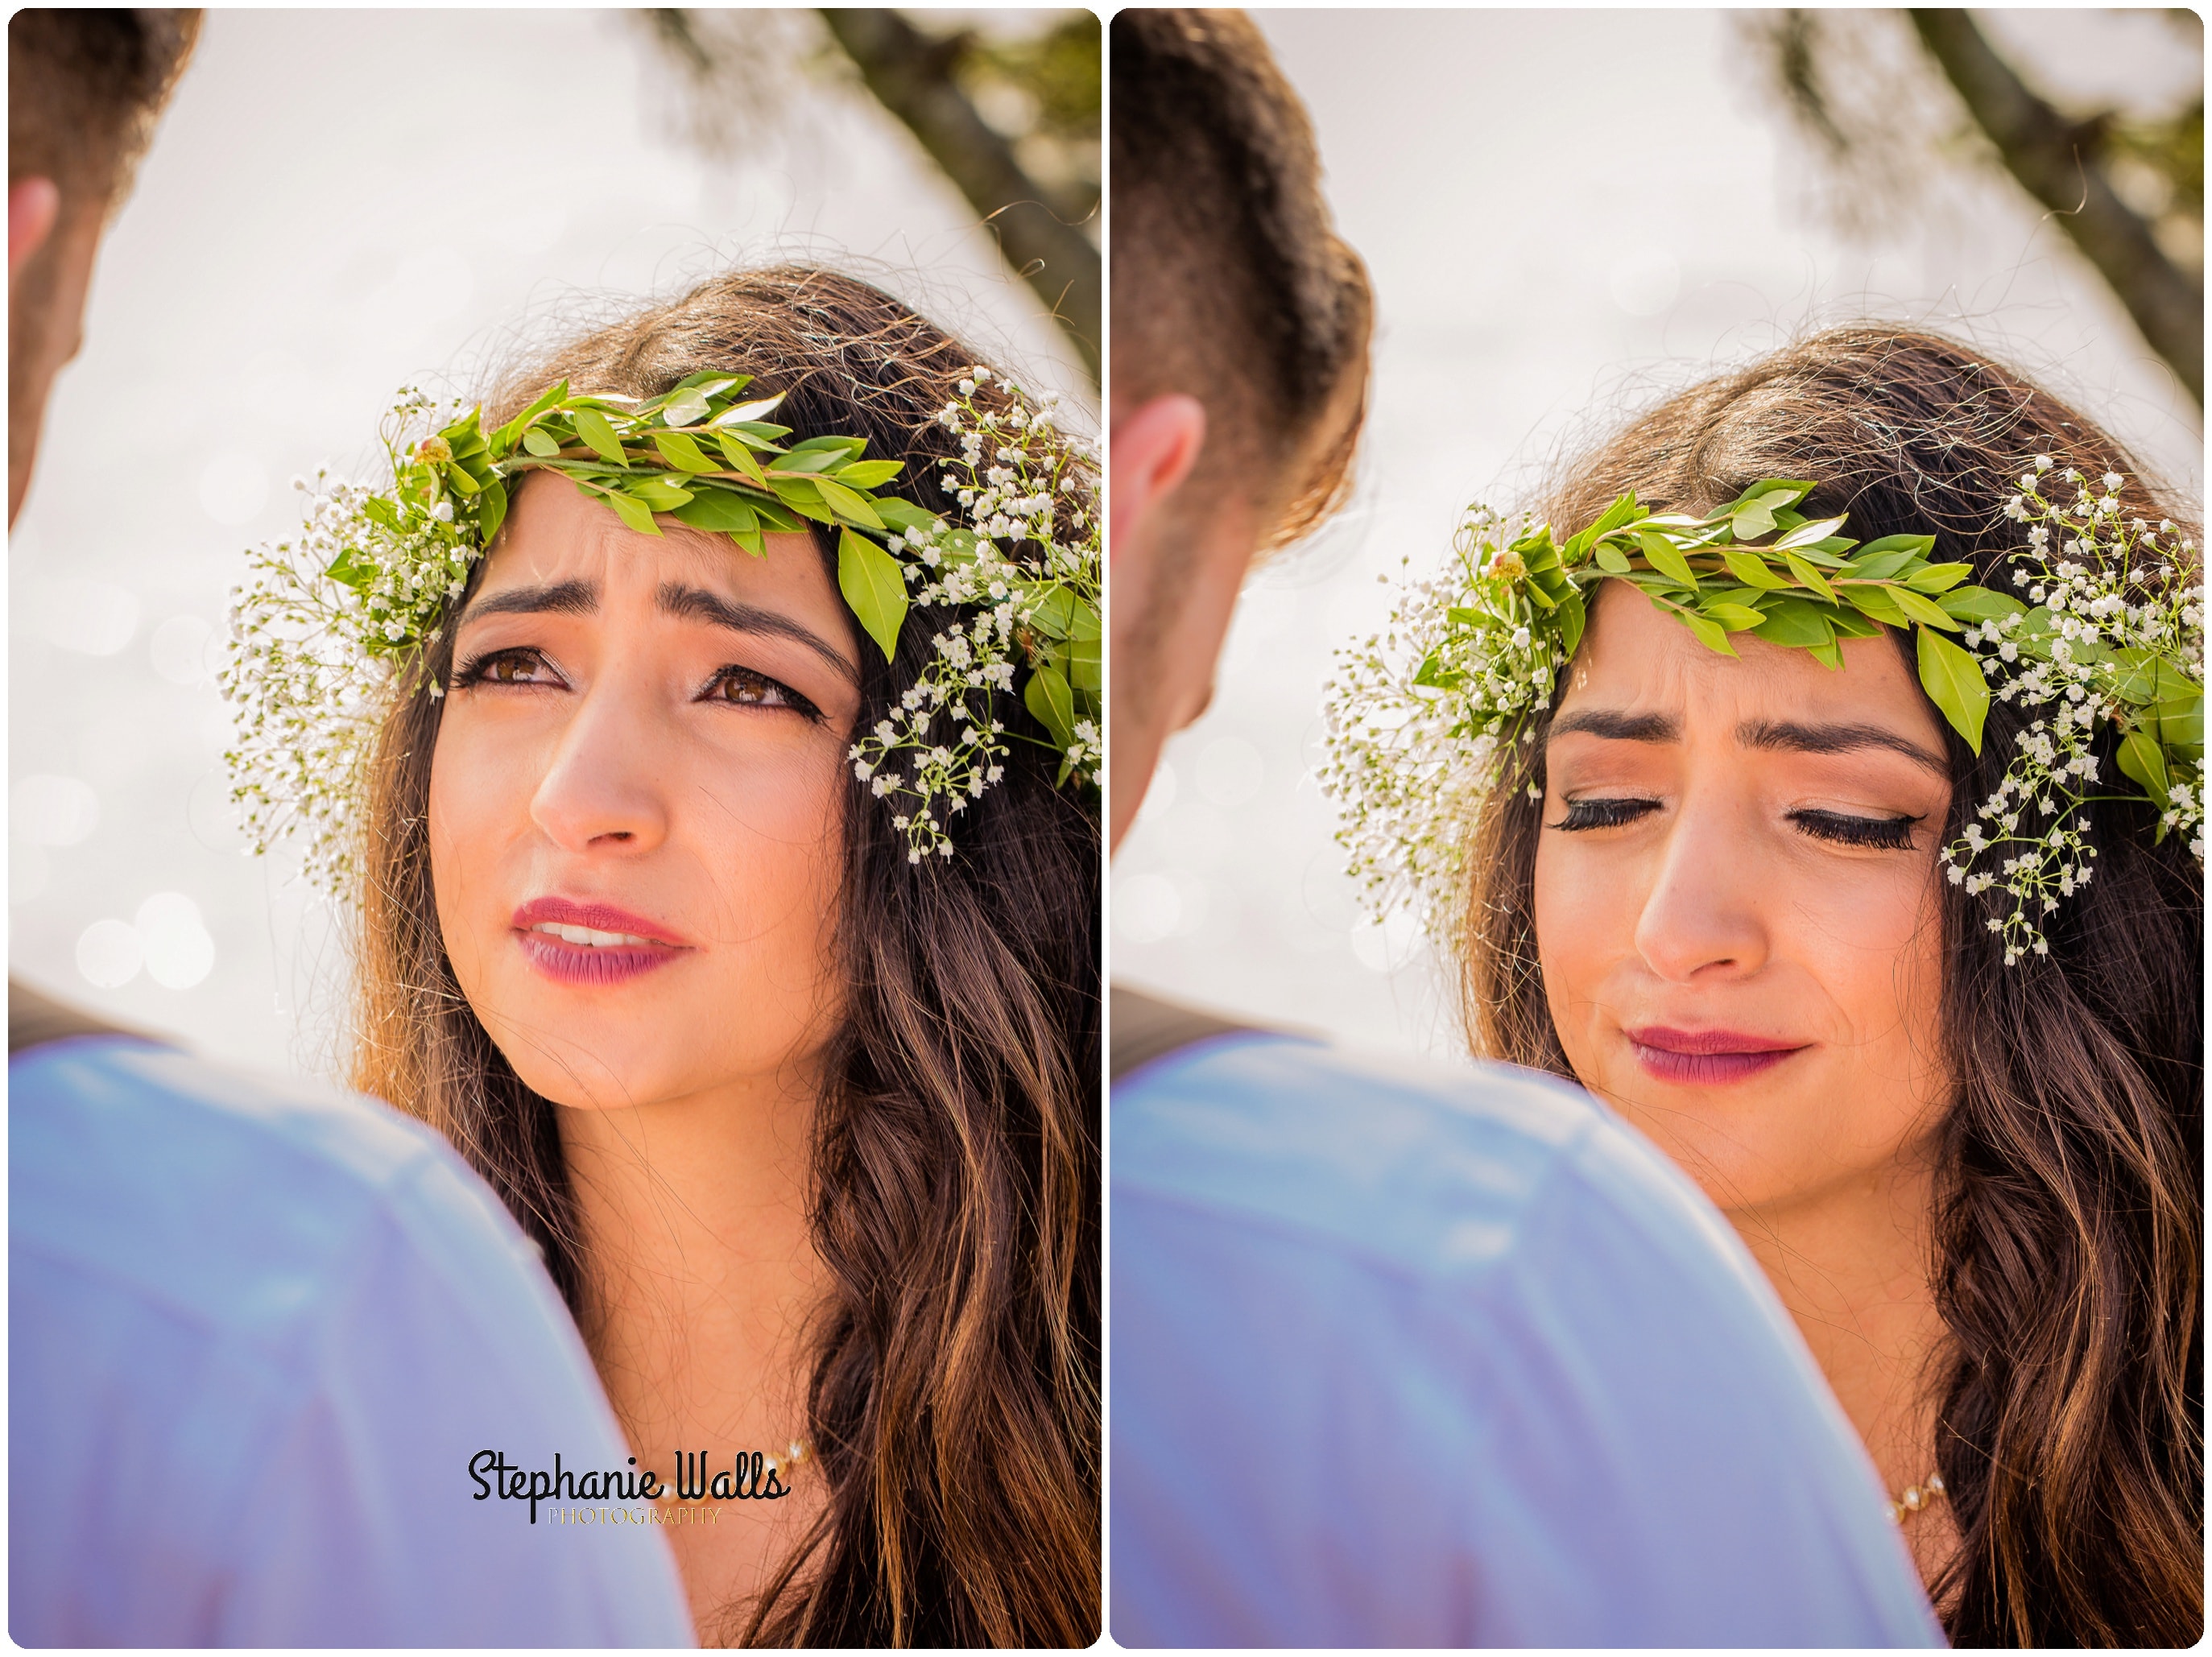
[9,9,1094,1076]
[1112,8,2203,1064]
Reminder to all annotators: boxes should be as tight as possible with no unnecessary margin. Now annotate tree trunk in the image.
[819,8,1101,388]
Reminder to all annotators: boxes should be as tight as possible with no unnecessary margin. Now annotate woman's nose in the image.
[527,674,671,855]
[1631,791,1772,983]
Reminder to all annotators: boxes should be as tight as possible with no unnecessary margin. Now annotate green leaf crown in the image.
[1321,465,2202,966]
[223,366,1099,891]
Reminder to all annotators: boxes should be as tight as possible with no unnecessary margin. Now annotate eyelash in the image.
[450,649,821,721]
[1552,796,1921,851]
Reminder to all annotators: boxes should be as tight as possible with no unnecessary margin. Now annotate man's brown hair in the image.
[9,9,201,213]
[1110,9,1371,546]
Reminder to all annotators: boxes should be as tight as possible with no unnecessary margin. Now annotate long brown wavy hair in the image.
[349,267,1100,1646]
[1461,326,2201,1646]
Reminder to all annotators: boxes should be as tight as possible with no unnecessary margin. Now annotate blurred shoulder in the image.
[10,1030,539,1350]
[1113,1014,1751,1299]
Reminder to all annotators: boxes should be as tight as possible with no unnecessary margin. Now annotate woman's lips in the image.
[1623,1025,1810,1085]
[510,896,690,986]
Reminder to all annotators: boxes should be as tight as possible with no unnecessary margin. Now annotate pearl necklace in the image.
[1888,1469,1945,1524]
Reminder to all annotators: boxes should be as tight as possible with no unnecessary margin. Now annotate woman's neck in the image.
[1724,1145,1959,1582]
[560,1064,828,1457]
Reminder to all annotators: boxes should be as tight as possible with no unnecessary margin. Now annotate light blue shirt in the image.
[10,1035,696,1647]
[1112,1032,1946,1647]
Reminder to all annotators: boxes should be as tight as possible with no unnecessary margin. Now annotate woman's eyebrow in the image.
[1739,718,1948,776]
[458,579,598,626]
[656,581,858,684]
[1549,709,1680,743]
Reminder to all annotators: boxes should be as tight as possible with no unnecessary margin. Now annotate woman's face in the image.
[428,475,862,1114]
[1532,581,1954,1216]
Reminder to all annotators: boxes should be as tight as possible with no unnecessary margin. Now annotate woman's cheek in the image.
[1532,833,1630,1072]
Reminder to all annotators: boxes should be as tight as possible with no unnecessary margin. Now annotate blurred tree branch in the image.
[817,9,1099,386]
[1908,9,2202,404]
[637,9,1099,389]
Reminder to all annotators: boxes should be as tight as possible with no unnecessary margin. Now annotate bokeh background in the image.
[1113,7,2203,1062]
[9,7,1098,1077]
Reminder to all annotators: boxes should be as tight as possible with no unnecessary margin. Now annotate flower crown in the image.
[222,365,1099,891]
[1321,465,2202,967]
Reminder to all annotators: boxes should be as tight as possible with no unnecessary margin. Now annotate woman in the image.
[225,267,1100,1645]
[1326,326,2200,1645]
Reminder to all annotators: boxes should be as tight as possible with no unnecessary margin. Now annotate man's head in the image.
[9,9,201,525]
[1108,9,1371,849]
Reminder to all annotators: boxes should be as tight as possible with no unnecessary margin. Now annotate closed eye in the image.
[1553,795,1660,832]
[451,647,565,690]
[699,665,821,721]
[1789,808,1921,851]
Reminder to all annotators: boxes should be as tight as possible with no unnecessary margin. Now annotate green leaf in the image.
[1721,548,1791,589]
[1855,533,1937,561]
[713,394,787,428]
[833,459,903,490]
[777,435,866,470]
[672,370,746,396]
[659,387,713,428]
[1678,609,1737,656]
[1904,562,1973,593]
[1027,588,1078,638]
[713,432,771,488]
[591,483,659,537]
[1806,638,1844,671]
[652,430,719,473]
[2149,694,2203,756]
[1847,548,1921,582]
[1775,514,1847,551]
[754,497,807,533]
[1916,625,1988,753]
[1024,661,1077,750]
[2116,729,2172,819]
[815,475,886,530]
[477,477,508,544]
[520,425,562,459]
[1936,586,2025,623]
[1639,530,1697,586]
[768,477,837,524]
[671,489,760,535]
[1888,584,1961,630]
[1557,589,1586,659]
[441,464,481,498]
[1066,631,1102,692]
[629,475,694,512]
[1700,601,1768,631]
[572,406,627,466]
[837,527,908,663]
[1781,551,1837,601]
[492,379,569,452]
[874,497,939,535]
[1844,584,1912,629]
[1827,606,1883,638]
[1751,596,1838,650]
[1585,490,1643,542]
[1593,541,1633,575]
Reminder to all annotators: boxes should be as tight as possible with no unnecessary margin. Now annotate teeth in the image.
[532,922,654,948]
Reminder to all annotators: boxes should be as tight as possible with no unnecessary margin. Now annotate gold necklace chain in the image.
[1889,1469,1945,1525]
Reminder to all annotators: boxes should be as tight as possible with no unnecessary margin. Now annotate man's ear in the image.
[10,178,60,282]
[1109,394,1207,566]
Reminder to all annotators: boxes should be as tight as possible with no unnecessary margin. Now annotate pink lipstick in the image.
[511,896,690,986]
[1624,1026,1809,1085]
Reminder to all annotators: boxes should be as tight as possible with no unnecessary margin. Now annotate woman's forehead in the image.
[479,473,830,604]
[1562,580,1941,740]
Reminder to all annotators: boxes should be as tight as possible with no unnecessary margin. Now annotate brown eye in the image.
[485,652,546,684]
[703,667,817,719]
[454,647,560,688]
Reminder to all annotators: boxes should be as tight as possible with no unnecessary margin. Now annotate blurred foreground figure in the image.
[7,12,691,1643]
[1106,10,1943,1644]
